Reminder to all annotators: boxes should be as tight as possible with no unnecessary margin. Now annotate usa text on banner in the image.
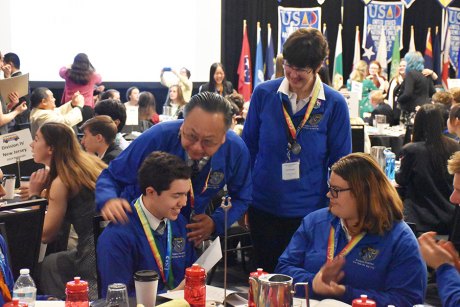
[277,6,322,54]
[364,1,404,65]
[445,7,460,73]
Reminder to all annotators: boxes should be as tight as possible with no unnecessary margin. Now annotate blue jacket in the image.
[242,78,351,217]
[0,235,13,306]
[95,120,252,235]
[97,198,196,297]
[276,208,427,307]
[437,263,460,307]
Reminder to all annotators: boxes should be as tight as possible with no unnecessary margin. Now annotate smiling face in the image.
[213,66,225,85]
[284,61,316,95]
[327,171,358,226]
[146,179,190,220]
[369,63,380,76]
[180,107,226,160]
[30,130,53,166]
[398,60,407,76]
[39,90,56,110]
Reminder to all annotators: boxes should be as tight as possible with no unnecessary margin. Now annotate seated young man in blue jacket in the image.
[97,151,196,297]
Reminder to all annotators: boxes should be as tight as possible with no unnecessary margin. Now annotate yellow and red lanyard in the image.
[326,225,366,263]
[134,199,174,289]
[188,167,212,213]
[281,76,322,143]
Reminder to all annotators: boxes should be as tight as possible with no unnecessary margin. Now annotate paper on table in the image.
[159,285,235,303]
[0,73,29,105]
[194,236,222,272]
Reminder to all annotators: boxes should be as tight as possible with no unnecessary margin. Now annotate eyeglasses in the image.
[282,61,313,75]
[328,183,351,198]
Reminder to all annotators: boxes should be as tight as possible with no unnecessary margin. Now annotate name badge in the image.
[282,161,300,180]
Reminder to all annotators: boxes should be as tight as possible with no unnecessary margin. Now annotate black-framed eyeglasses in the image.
[328,183,351,198]
[282,61,312,74]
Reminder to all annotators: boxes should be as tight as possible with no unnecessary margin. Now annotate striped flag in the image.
[409,25,416,52]
[333,24,343,90]
[265,23,275,80]
[254,22,264,88]
[352,26,361,70]
[433,26,442,84]
[424,28,433,70]
[376,27,388,74]
[390,30,401,80]
[442,17,451,89]
[237,20,252,101]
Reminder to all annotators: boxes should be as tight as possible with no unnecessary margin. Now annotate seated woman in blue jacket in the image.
[276,153,427,307]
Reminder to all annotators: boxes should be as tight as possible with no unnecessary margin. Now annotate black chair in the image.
[449,206,460,252]
[93,215,110,298]
[351,124,365,153]
[0,199,46,280]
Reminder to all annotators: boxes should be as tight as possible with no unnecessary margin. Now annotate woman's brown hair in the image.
[39,122,106,198]
[331,153,403,235]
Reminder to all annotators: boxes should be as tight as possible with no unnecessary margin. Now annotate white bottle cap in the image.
[19,268,30,275]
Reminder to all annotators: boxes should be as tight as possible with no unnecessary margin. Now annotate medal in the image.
[291,142,302,155]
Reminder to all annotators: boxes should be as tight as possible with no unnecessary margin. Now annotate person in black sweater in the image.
[397,52,436,124]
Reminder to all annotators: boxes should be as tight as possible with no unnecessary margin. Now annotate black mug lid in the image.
[134,270,159,282]
[3,174,15,179]
[20,176,30,181]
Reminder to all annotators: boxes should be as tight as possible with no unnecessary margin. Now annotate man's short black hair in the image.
[138,151,191,195]
[30,87,49,108]
[94,99,127,132]
[183,92,233,130]
[4,53,20,69]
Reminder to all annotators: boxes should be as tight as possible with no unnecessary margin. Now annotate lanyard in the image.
[326,225,365,263]
[281,76,322,142]
[189,167,212,212]
[0,255,11,302]
[134,199,174,289]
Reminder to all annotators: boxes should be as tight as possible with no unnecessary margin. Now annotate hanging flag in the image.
[438,0,454,9]
[362,29,376,64]
[409,26,416,52]
[265,23,275,80]
[376,26,388,73]
[442,16,451,89]
[424,28,433,70]
[333,24,343,90]
[390,30,401,80]
[352,26,361,70]
[237,20,252,101]
[433,26,442,83]
[254,22,264,88]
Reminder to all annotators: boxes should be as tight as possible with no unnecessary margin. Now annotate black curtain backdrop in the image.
[222,0,460,88]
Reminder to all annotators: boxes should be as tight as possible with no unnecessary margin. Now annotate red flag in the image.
[238,21,252,101]
[442,21,451,89]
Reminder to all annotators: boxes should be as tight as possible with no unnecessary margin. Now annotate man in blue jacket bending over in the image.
[97,151,195,296]
[96,92,252,247]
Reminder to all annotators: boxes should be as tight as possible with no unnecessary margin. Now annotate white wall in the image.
[0,0,221,82]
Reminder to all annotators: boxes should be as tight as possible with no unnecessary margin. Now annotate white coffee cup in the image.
[2,174,16,199]
[20,176,30,188]
[134,270,159,307]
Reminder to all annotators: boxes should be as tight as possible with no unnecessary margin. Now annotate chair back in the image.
[93,215,110,298]
[0,199,46,280]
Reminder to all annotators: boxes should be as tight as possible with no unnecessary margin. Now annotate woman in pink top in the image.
[60,53,102,108]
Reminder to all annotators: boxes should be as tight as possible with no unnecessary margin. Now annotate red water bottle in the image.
[65,277,89,307]
[248,268,268,307]
[352,295,376,307]
[184,264,206,307]
[4,299,28,307]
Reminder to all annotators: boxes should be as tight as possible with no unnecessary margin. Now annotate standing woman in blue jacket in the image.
[276,153,426,306]
[242,27,352,272]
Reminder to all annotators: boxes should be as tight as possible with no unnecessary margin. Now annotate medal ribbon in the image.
[282,76,322,141]
[189,167,212,212]
[134,199,174,289]
[326,225,366,263]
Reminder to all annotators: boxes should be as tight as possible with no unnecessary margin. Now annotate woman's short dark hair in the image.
[30,87,49,108]
[183,92,233,130]
[138,151,191,195]
[283,28,328,70]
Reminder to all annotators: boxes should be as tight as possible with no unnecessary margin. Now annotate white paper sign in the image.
[125,106,139,126]
[0,129,33,167]
[194,236,222,272]
[448,78,460,89]
[347,92,360,118]
[350,81,363,100]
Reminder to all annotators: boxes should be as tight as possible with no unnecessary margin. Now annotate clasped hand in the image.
[312,256,346,297]
[186,214,215,247]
